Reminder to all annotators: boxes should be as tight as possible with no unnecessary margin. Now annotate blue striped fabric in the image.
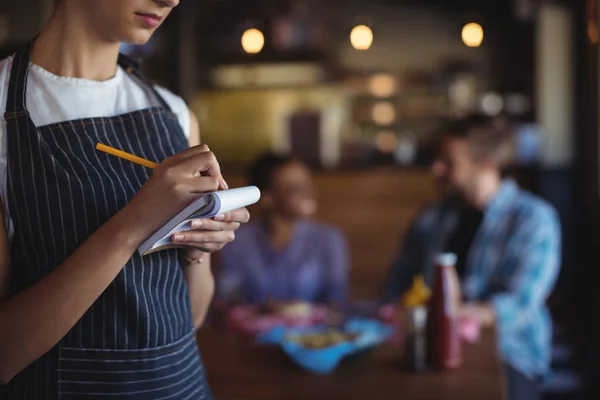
[463,179,561,380]
[2,44,211,398]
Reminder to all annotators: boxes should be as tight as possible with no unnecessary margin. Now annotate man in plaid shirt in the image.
[381,115,561,400]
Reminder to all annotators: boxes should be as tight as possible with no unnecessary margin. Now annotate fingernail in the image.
[221,178,229,190]
[173,234,184,242]
[190,220,203,228]
[215,214,225,221]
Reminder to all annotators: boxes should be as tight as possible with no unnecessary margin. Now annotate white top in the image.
[0,56,191,243]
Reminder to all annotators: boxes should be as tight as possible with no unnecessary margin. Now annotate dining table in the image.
[196,322,506,400]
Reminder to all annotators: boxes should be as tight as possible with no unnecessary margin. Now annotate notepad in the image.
[138,186,261,255]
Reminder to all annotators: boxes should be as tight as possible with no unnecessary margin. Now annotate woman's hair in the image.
[247,152,297,191]
[442,114,514,167]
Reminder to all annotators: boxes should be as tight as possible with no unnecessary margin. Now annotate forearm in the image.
[461,302,495,328]
[183,255,215,330]
[0,210,142,384]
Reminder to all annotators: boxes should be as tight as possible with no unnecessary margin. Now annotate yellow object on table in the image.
[402,275,431,308]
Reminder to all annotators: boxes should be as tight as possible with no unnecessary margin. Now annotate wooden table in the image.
[197,326,505,400]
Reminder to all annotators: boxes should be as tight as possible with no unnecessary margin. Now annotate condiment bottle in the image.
[402,275,431,372]
[426,253,462,371]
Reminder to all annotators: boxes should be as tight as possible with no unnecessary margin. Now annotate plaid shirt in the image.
[381,179,561,379]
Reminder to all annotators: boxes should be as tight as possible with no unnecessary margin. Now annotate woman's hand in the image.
[119,144,227,245]
[175,208,250,256]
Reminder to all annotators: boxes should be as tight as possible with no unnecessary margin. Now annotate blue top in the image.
[382,179,561,379]
[218,220,348,304]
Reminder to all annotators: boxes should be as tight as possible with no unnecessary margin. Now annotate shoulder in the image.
[303,221,346,246]
[512,189,560,234]
[153,85,191,139]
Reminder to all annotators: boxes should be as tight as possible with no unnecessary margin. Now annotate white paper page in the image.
[209,186,261,217]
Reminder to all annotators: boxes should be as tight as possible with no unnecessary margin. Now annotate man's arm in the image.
[490,207,561,332]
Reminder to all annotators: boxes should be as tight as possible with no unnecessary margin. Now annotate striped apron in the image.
[1,44,212,399]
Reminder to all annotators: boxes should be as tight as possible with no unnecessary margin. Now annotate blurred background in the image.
[1,0,599,398]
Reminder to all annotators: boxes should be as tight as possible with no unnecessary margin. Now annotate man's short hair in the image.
[247,152,297,191]
[441,114,513,167]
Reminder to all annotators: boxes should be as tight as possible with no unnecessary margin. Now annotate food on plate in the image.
[263,301,313,318]
[285,330,358,349]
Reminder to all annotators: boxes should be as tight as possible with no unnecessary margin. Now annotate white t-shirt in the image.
[0,56,191,243]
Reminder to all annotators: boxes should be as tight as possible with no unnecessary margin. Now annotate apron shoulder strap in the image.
[5,42,34,115]
[117,53,174,112]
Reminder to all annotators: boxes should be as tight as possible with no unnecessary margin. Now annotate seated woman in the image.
[217,153,348,306]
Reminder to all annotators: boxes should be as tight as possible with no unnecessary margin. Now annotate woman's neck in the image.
[264,215,298,250]
[31,4,120,81]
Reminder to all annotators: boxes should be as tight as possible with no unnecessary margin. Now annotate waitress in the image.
[0,0,248,398]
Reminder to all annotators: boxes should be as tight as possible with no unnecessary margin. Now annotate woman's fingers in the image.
[163,144,230,192]
[185,175,220,194]
[172,230,235,246]
[178,150,222,177]
[212,208,250,224]
[168,144,211,164]
[189,219,240,231]
[165,145,226,187]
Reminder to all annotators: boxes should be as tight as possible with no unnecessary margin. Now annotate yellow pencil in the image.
[96,143,159,169]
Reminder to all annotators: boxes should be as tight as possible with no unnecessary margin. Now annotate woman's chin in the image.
[121,30,154,46]
[299,201,317,216]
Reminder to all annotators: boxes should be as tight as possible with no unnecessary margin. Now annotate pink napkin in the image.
[377,305,404,346]
[458,315,481,343]
[226,305,329,335]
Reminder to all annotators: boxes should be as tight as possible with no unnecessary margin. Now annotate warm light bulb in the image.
[589,21,599,44]
[242,28,265,54]
[372,102,396,126]
[369,73,397,98]
[462,22,484,48]
[350,25,373,50]
[375,130,398,153]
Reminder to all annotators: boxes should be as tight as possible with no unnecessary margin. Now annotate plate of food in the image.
[258,318,395,374]
[285,329,359,349]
